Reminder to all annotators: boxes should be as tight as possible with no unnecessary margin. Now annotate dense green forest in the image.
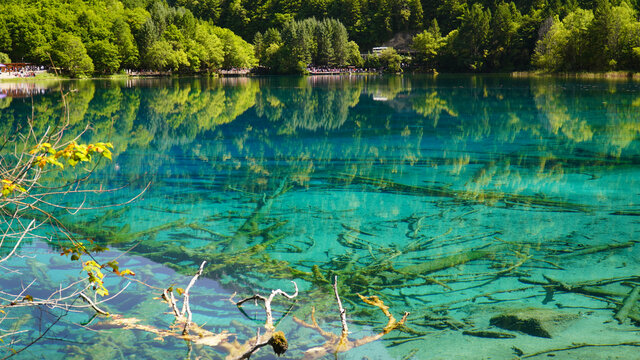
[0,0,256,76]
[1,0,640,75]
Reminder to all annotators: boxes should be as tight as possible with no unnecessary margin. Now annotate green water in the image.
[1,75,639,359]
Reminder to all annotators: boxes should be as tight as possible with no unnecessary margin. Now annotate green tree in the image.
[0,19,12,54]
[193,24,224,70]
[77,8,112,43]
[51,33,94,77]
[327,0,362,40]
[588,0,639,70]
[262,42,284,71]
[436,0,468,33]
[0,52,10,64]
[279,20,314,72]
[221,0,250,36]
[411,19,445,69]
[488,2,523,70]
[254,31,265,60]
[264,27,283,46]
[315,19,334,65]
[329,19,349,65]
[379,47,402,72]
[533,9,594,71]
[138,19,160,57]
[125,6,153,34]
[258,18,353,72]
[212,26,257,68]
[450,3,492,71]
[5,14,49,63]
[88,40,121,74]
[346,40,364,66]
[112,18,140,68]
[174,0,222,22]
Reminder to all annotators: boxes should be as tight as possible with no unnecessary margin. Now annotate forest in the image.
[1,0,640,75]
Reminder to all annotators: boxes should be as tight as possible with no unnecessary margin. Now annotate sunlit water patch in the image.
[2,75,640,359]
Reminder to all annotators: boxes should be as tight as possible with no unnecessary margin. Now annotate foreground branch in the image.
[293,276,409,360]
[226,281,298,359]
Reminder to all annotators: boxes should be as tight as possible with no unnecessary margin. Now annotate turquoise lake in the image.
[1,75,639,359]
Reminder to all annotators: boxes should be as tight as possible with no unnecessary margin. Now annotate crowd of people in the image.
[0,65,47,78]
[307,66,380,74]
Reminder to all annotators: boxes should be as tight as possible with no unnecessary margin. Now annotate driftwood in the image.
[93,262,299,360]
[218,177,290,252]
[398,244,508,276]
[519,275,640,325]
[554,241,637,258]
[519,341,640,359]
[90,268,410,359]
[225,281,299,359]
[462,330,516,339]
[614,286,640,324]
[293,276,409,360]
[93,314,233,348]
[333,173,592,212]
[93,262,233,350]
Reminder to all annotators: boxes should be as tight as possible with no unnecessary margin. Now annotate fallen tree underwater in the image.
[37,174,640,358]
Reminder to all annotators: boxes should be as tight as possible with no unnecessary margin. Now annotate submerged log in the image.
[462,330,516,339]
[332,174,593,212]
[216,178,290,252]
[614,286,640,324]
[397,244,508,276]
[521,275,630,301]
[555,241,637,258]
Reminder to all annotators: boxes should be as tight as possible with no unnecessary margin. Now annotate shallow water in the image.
[1,75,640,359]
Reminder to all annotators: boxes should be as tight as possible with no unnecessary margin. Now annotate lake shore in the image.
[511,70,640,80]
[4,70,640,84]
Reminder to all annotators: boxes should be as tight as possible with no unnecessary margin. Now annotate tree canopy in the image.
[0,0,255,76]
[253,18,361,73]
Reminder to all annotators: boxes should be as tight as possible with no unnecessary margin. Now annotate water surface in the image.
[2,75,639,359]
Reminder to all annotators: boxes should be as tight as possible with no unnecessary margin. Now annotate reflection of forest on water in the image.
[2,75,640,194]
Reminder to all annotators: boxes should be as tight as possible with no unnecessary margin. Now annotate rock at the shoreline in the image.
[489,308,578,338]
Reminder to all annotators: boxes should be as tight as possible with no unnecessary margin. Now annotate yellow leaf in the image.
[119,269,135,276]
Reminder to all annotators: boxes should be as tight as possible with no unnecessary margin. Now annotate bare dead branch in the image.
[234,281,298,330]
[181,261,206,334]
[0,219,35,264]
[78,292,109,316]
[333,276,349,343]
[293,277,409,360]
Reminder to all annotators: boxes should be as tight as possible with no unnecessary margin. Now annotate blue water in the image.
[1,75,639,359]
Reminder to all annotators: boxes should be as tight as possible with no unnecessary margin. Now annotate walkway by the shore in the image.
[0,70,48,79]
